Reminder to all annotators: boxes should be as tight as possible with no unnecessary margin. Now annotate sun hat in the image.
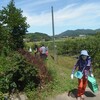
[80,50,89,56]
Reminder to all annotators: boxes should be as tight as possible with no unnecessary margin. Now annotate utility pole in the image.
[51,6,56,61]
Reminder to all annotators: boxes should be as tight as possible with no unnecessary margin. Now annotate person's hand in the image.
[91,73,94,77]
[71,74,74,79]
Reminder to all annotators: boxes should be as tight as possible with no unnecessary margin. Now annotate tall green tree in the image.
[0,0,29,51]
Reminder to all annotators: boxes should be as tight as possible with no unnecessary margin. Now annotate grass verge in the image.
[26,54,78,100]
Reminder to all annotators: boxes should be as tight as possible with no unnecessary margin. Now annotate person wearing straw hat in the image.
[71,50,94,100]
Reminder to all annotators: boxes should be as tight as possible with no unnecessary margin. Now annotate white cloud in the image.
[32,0,57,6]
[24,2,100,28]
[55,3,100,25]
[16,0,57,11]
[23,12,51,26]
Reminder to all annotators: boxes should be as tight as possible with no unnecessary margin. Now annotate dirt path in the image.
[9,86,99,100]
[48,86,100,100]
[9,92,28,100]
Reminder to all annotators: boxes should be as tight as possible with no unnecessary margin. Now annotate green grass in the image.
[1,52,99,100]
[27,54,78,100]
[1,51,99,100]
[39,54,100,100]
[46,54,78,97]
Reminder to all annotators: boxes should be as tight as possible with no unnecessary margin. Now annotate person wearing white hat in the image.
[81,50,89,56]
[71,50,94,100]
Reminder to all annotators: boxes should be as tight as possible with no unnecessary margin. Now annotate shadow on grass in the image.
[67,88,96,98]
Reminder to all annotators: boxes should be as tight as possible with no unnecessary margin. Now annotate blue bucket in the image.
[74,71,83,79]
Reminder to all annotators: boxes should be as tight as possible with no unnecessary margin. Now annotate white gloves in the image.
[91,73,94,77]
[71,74,74,79]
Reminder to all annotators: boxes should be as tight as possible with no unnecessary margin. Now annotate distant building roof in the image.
[79,35,86,37]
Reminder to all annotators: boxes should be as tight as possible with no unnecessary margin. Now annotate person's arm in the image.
[39,47,42,52]
[88,60,92,74]
[87,58,94,77]
[71,60,79,79]
[71,60,79,74]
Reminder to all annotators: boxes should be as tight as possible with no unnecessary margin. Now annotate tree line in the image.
[0,0,29,55]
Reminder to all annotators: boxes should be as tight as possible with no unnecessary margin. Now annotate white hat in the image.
[80,50,89,56]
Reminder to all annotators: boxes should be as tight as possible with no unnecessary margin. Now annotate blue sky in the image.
[0,0,100,36]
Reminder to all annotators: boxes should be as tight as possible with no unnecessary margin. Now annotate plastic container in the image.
[74,71,83,79]
[88,76,99,93]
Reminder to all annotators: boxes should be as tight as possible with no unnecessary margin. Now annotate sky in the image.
[0,0,100,36]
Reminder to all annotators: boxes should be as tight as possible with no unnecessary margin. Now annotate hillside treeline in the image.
[48,33,100,77]
[56,29,100,37]
[25,32,52,42]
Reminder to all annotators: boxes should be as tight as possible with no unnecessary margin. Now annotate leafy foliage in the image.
[25,32,52,42]
[18,49,52,86]
[56,29,100,37]
[52,33,100,77]
[0,51,38,93]
[0,0,29,53]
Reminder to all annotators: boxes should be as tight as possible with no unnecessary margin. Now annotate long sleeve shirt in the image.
[72,57,92,77]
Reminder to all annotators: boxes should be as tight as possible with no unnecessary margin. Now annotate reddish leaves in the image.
[18,49,51,87]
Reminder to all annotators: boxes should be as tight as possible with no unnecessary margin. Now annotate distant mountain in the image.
[25,32,52,41]
[56,29,100,37]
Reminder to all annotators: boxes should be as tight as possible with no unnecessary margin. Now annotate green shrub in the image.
[47,33,100,78]
[0,51,38,93]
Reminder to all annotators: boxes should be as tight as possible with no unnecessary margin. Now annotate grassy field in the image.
[27,51,100,100]
[0,50,99,100]
[46,54,78,94]
[25,34,100,99]
[26,53,78,100]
